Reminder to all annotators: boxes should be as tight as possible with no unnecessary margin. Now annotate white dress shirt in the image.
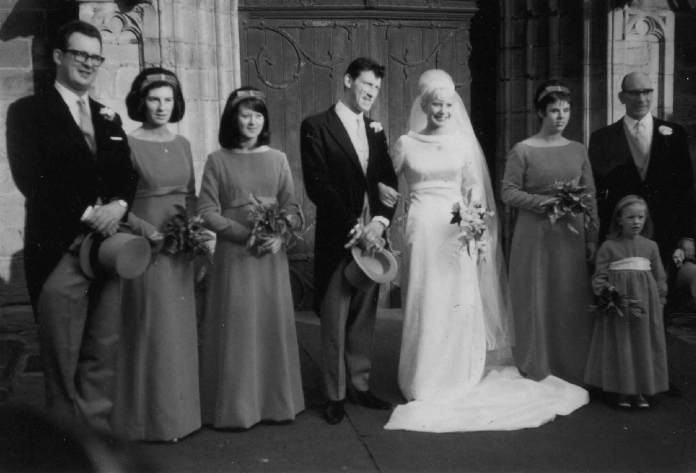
[55,81,91,127]
[334,100,389,229]
[623,113,653,180]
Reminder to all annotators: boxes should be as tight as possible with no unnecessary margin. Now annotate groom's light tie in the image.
[78,97,97,156]
[356,116,369,173]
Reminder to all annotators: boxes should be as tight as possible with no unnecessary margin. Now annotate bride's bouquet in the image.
[159,205,213,258]
[589,285,644,318]
[541,178,592,234]
[246,193,306,257]
[450,189,494,258]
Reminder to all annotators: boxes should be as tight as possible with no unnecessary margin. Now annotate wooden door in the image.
[238,2,477,310]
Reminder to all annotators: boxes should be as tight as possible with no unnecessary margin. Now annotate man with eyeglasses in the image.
[589,71,694,397]
[6,20,138,433]
[590,72,695,266]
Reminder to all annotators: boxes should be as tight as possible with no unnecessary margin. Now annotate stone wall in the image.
[0,0,240,305]
[674,8,696,162]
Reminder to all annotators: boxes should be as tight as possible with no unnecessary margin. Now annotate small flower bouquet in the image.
[246,194,305,257]
[541,178,593,234]
[160,205,213,257]
[589,285,644,318]
[450,189,494,258]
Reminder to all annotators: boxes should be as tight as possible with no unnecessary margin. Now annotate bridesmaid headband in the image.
[537,85,570,101]
[231,90,266,107]
[140,73,179,92]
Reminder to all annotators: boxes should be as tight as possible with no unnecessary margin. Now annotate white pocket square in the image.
[110,136,124,141]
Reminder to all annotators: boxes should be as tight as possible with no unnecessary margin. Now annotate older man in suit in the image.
[6,20,138,433]
[589,71,696,267]
[589,71,695,397]
[300,57,399,425]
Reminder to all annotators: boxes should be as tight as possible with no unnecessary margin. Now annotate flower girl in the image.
[585,195,668,408]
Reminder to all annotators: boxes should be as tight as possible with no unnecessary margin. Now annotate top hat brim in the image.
[345,245,398,288]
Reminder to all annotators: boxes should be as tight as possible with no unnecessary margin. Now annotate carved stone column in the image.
[74,0,241,181]
[606,3,675,123]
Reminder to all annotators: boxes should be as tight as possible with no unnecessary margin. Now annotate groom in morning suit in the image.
[6,21,138,433]
[301,57,399,424]
[589,71,696,268]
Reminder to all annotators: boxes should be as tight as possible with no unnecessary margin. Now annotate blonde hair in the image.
[607,195,653,240]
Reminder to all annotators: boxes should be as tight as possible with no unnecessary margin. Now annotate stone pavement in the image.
[2,307,696,472]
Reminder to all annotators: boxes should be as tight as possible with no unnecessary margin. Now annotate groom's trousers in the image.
[320,256,380,401]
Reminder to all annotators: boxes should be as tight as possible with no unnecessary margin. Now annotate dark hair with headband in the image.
[534,80,571,115]
[607,194,653,240]
[126,67,185,123]
[219,86,270,149]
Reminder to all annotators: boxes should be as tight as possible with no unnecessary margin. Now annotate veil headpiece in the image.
[408,69,515,350]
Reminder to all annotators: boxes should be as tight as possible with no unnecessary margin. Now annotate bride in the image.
[383,69,588,433]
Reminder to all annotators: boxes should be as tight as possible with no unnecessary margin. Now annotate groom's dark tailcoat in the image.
[300,106,398,311]
[589,116,696,263]
[6,86,138,430]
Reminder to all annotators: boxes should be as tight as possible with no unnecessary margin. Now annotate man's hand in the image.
[358,221,386,252]
[82,202,126,237]
[678,238,695,260]
[378,183,400,208]
[673,248,685,268]
[345,219,386,252]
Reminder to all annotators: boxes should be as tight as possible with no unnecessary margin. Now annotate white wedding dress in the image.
[384,131,589,433]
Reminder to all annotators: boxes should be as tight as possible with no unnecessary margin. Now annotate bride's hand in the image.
[378,183,400,208]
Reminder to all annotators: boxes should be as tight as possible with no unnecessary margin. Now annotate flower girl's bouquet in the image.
[159,205,213,258]
[246,193,306,257]
[541,178,592,234]
[450,189,494,258]
[589,285,644,318]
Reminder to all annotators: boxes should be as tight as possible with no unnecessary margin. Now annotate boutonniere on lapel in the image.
[99,106,117,122]
[369,121,383,133]
[658,125,673,136]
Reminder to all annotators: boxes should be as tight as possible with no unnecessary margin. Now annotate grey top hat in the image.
[79,231,151,280]
[344,245,398,290]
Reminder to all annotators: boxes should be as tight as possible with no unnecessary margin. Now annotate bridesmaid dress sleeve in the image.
[648,239,668,300]
[591,241,613,296]
[125,148,160,241]
[183,137,197,215]
[197,154,251,244]
[276,152,301,229]
[579,147,600,243]
[501,145,550,213]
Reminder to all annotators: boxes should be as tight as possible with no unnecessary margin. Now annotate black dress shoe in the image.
[346,389,392,410]
[323,400,345,425]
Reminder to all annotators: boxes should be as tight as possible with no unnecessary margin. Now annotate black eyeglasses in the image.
[64,49,105,67]
[622,89,653,97]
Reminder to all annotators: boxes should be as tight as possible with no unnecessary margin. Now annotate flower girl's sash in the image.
[135,184,189,199]
[608,256,650,271]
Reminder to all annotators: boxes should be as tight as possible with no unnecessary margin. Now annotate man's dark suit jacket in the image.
[300,105,398,311]
[589,116,696,262]
[6,87,138,308]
